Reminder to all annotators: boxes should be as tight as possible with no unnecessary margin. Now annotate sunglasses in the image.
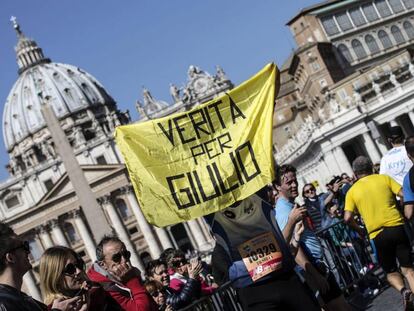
[150,290,163,298]
[304,188,315,194]
[7,241,30,254]
[111,250,131,263]
[154,268,169,276]
[63,259,85,276]
[172,259,187,268]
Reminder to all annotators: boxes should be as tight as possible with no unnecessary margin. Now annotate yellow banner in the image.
[115,63,278,227]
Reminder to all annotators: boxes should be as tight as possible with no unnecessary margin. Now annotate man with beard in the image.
[0,222,80,311]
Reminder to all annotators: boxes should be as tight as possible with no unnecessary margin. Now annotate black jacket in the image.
[0,284,47,311]
[164,278,201,310]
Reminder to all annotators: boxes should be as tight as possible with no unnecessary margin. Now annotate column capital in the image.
[70,209,82,219]
[48,218,60,228]
[120,185,133,195]
[37,224,50,235]
[97,194,112,206]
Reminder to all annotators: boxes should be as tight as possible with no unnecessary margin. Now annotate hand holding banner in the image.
[115,63,279,227]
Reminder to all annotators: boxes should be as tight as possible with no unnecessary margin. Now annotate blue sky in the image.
[0,0,317,180]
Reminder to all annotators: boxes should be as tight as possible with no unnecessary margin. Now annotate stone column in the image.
[23,271,42,301]
[322,150,340,176]
[183,222,197,250]
[408,111,414,128]
[123,187,162,258]
[72,210,97,261]
[38,225,54,249]
[333,147,353,175]
[197,218,213,244]
[99,195,144,271]
[154,226,173,250]
[49,219,69,247]
[187,219,209,251]
[362,132,382,163]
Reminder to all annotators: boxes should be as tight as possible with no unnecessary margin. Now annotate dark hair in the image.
[390,136,404,145]
[166,249,186,269]
[274,164,297,186]
[405,136,414,158]
[0,222,17,273]
[302,183,315,198]
[145,259,167,277]
[159,248,175,263]
[96,235,123,261]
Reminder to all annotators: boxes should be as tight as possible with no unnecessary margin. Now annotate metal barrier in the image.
[177,281,243,311]
[178,220,382,310]
[315,219,381,291]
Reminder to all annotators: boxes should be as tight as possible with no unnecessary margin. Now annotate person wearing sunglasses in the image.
[145,259,200,310]
[144,281,173,311]
[87,235,156,311]
[0,222,80,311]
[39,246,110,311]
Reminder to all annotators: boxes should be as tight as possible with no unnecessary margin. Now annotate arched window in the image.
[63,222,79,243]
[378,30,393,49]
[351,39,367,60]
[365,35,380,54]
[403,21,414,39]
[116,199,131,220]
[391,25,406,44]
[338,44,353,63]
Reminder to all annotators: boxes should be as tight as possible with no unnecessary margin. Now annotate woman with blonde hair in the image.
[39,246,108,310]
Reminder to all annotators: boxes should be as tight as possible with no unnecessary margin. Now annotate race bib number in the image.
[238,231,283,282]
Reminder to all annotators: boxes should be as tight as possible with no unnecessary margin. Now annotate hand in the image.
[293,220,305,242]
[51,296,83,311]
[111,262,140,284]
[165,305,174,311]
[332,180,343,193]
[288,205,307,224]
[188,259,203,279]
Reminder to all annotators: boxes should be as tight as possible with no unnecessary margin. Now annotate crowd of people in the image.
[1,126,414,311]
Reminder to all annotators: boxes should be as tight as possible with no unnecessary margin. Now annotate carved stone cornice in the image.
[97,194,112,206]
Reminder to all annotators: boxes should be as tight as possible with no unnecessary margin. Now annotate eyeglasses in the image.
[304,188,315,194]
[172,259,187,268]
[63,259,85,276]
[111,250,131,263]
[6,241,30,254]
[154,268,169,276]
[150,290,163,298]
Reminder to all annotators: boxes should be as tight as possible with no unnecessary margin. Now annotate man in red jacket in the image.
[87,236,156,311]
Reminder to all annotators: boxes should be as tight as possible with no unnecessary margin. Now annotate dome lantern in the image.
[10,16,50,74]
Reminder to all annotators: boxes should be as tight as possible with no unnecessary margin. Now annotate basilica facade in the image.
[0,19,231,299]
[273,0,414,188]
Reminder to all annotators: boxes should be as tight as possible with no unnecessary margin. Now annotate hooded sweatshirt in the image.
[87,263,156,311]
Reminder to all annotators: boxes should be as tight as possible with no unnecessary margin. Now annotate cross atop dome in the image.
[9,16,50,74]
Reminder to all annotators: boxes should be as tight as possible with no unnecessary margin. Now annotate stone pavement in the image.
[348,285,404,311]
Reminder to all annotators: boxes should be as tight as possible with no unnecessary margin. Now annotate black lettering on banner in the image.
[166,174,196,209]
[208,100,226,129]
[230,152,245,186]
[203,105,216,134]
[204,138,220,160]
[228,95,246,124]
[217,132,232,153]
[174,115,196,145]
[193,166,221,201]
[212,162,239,194]
[157,119,175,146]
[189,109,211,139]
[187,172,201,204]
[190,144,205,165]
[235,141,261,182]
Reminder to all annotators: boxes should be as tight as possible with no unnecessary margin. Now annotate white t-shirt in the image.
[379,145,412,185]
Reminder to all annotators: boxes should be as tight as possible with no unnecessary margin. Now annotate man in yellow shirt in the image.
[344,156,414,310]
